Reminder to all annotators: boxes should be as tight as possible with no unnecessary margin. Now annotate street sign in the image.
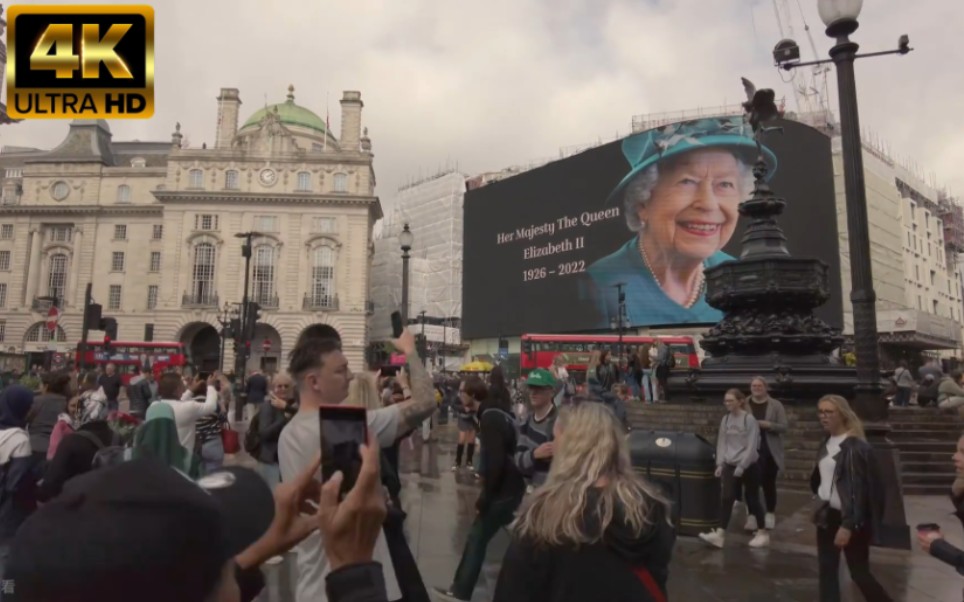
[46,306,61,333]
[262,338,271,353]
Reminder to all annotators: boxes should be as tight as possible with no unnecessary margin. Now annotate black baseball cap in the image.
[6,458,275,602]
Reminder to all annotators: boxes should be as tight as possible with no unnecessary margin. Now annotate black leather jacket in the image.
[809,436,884,533]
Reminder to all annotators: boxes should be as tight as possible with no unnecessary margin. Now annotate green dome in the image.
[240,88,328,135]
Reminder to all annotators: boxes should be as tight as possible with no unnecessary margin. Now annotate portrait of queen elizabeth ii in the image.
[582,116,777,328]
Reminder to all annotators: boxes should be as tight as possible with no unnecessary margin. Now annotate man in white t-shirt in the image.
[156,372,218,452]
[279,327,437,602]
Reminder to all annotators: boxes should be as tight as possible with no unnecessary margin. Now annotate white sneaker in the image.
[744,515,758,531]
[698,528,725,548]
[451,464,459,472]
[749,530,770,548]
[765,513,776,530]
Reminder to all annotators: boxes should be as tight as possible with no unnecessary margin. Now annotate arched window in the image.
[333,173,348,193]
[191,243,216,305]
[310,247,335,308]
[252,245,276,306]
[297,171,311,192]
[25,322,66,343]
[225,170,239,190]
[188,169,204,189]
[116,184,131,203]
[47,253,68,300]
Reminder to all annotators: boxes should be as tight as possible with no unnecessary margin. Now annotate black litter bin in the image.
[629,430,720,537]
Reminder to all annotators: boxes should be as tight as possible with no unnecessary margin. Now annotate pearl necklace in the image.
[638,237,705,309]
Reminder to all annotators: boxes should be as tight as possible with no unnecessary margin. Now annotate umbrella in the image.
[459,361,494,373]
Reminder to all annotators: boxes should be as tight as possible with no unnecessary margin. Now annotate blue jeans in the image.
[450,495,523,600]
[200,437,224,475]
[641,369,654,402]
[257,461,281,489]
[894,387,912,407]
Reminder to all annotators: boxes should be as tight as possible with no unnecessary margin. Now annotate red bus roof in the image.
[82,341,184,348]
[521,333,694,343]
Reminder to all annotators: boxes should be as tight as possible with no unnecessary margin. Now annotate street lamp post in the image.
[419,310,428,367]
[610,282,627,359]
[399,224,414,324]
[776,0,913,548]
[233,231,261,422]
[216,302,238,373]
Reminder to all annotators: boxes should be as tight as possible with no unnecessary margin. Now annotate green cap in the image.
[526,368,557,389]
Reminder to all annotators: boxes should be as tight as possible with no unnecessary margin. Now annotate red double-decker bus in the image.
[76,341,187,384]
[520,333,699,375]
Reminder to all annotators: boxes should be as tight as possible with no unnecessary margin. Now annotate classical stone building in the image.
[0,86,381,372]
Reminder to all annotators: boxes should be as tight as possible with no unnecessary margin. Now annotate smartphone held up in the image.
[318,405,368,497]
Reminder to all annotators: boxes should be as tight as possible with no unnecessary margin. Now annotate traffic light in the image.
[244,302,261,341]
[85,302,102,328]
[99,317,118,341]
[228,318,241,339]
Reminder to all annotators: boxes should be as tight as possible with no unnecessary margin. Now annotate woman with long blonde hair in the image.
[493,402,674,602]
[811,394,889,602]
[346,371,383,411]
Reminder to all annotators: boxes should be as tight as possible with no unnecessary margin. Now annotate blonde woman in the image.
[492,403,675,602]
[812,395,890,602]
[347,371,384,411]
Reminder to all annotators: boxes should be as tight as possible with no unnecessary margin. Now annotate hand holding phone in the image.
[319,405,369,498]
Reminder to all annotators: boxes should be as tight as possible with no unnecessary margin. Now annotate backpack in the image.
[243,411,262,457]
[74,430,131,470]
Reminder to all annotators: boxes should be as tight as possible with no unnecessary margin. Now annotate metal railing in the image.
[302,294,339,311]
[31,296,64,311]
[182,291,219,308]
[254,293,280,309]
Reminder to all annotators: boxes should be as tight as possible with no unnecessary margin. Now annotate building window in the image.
[152,224,163,240]
[111,251,125,272]
[49,226,72,242]
[195,214,218,231]
[931,270,937,286]
[0,225,12,240]
[150,251,161,272]
[333,173,348,193]
[253,245,276,305]
[310,246,335,306]
[114,224,127,240]
[0,283,6,308]
[48,253,68,299]
[296,171,311,192]
[192,243,217,304]
[4,169,21,179]
[25,322,65,343]
[147,284,158,309]
[0,251,8,271]
[253,216,278,233]
[0,321,5,342]
[108,285,122,310]
[225,170,239,190]
[116,185,131,203]
[131,157,147,168]
[311,217,335,233]
[933,299,939,315]
[188,169,204,189]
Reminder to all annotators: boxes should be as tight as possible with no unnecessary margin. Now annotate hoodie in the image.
[0,385,37,539]
[493,488,675,602]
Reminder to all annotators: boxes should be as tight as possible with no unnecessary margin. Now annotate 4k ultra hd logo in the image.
[7,5,154,119]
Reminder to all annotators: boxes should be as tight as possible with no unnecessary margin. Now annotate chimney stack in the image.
[339,91,363,152]
[215,88,241,149]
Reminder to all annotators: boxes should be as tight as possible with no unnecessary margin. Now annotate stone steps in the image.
[626,403,963,495]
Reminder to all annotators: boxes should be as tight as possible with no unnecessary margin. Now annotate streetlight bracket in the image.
[778,37,913,71]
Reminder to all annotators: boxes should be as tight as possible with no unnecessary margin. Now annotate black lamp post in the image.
[610,282,627,359]
[419,310,428,367]
[775,0,913,548]
[233,231,261,422]
[399,224,414,324]
[216,302,239,373]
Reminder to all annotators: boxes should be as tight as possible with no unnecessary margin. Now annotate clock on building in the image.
[259,168,278,187]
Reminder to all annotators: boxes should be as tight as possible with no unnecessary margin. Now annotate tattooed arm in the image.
[391,329,437,437]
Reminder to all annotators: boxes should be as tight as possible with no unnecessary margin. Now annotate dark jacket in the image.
[927,488,964,574]
[478,407,525,513]
[27,393,67,455]
[257,401,288,464]
[493,489,676,602]
[127,375,152,417]
[37,421,114,503]
[810,436,885,534]
[97,373,123,403]
[0,426,37,539]
[245,374,269,405]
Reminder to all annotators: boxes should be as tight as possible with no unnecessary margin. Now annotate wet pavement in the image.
[397,426,964,602]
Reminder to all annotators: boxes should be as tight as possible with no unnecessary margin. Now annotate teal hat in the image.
[526,368,557,389]
[606,116,777,206]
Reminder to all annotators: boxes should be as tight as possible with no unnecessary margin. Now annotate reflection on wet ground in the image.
[399,426,964,602]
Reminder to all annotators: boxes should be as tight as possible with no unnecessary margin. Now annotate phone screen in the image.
[318,405,368,496]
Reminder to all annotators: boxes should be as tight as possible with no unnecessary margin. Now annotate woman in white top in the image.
[811,395,891,602]
[550,355,570,407]
[699,389,769,549]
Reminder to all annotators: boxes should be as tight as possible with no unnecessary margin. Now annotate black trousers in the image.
[816,508,892,602]
[734,450,779,514]
[719,463,765,530]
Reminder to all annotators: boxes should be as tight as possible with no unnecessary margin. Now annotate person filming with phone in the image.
[280,324,437,602]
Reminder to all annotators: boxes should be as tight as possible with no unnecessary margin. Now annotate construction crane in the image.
[772,0,833,125]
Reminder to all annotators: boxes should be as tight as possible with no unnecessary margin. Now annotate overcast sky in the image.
[3,0,961,213]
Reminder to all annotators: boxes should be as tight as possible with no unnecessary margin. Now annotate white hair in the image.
[622,152,754,233]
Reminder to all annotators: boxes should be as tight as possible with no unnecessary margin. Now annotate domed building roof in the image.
[239,85,329,136]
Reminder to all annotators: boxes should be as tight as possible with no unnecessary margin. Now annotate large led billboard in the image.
[462,117,841,339]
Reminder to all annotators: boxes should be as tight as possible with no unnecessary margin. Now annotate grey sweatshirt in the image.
[716,410,760,476]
